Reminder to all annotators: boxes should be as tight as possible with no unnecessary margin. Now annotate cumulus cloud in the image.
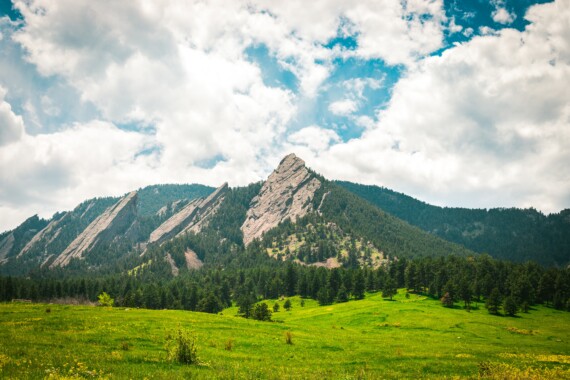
[0,87,24,146]
[307,0,570,213]
[492,8,516,24]
[491,0,516,25]
[329,99,358,116]
[0,0,568,232]
[287,125,340,153]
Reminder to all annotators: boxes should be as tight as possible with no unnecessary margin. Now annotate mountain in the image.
[2,153,564,278]
[336,181,570,266]
[0,184,213,275]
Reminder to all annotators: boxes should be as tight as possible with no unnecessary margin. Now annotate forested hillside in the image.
[337,181,570,266]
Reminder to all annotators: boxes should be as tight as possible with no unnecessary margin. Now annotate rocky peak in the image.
[50,191,138,268]
[241,153,321,245]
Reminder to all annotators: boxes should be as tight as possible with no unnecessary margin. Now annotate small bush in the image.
[165,328,201,365]
[97,292,114,307]
[45,307,51,313]
[225,338,234,351]
[285,331,293,345]
[121,341,130,351]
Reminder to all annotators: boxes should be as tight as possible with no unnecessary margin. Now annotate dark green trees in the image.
[486,288,502,315]
[252,303,272,321]
[382,276,397,300]
[352,271,366,300]
[503,296,518,317]
[237,294,256,318]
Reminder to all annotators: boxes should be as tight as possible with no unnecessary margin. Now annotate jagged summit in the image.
[241,153,321,245]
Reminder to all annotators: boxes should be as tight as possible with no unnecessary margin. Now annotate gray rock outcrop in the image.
[0,233,15,264]
[148,183,228,245]
[50,191,138,267]
[17,215,66,258]
[241,153,321,245]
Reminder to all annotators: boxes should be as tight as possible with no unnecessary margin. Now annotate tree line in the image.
[1,253,569,316]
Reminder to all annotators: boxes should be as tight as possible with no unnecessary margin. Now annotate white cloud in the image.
[329,99,358,116]
[0,87,25,146]
[0,119,154,231]
[493,8,516,24]
[342,78,383,98]
[287,125,340,153]
[479,26,497,36]
[344,0,446,65]
[306,0,570,213]
[491,0,516,25]
[1,0,568,232]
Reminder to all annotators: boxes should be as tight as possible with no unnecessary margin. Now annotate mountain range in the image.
[0,153,568,277]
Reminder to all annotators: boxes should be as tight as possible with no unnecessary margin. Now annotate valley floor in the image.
[1,291,569,379]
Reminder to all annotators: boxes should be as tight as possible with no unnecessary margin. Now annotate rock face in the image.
[148,183,228,245]
[50,191,138,268]
[0,233,15,264]
[18,215,66,258]
[241,153,321,245]
[184,248,203,269]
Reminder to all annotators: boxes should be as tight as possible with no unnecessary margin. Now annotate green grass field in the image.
[1,290,569,379]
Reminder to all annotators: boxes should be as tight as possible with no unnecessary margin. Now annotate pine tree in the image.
[353,271,366,300]
[336,285,349,303]
[486,288,502,315]
[252,303,272,321]
[317,287,331,306]
[237,293,256,318]
[284,299,292,311]
[285,264,297,297]
[382,276,397,300]
[503,296,518,316]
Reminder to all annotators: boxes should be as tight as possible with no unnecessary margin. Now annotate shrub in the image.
[273,302,280,312]
[284,299,292,311]
[165,327,201,365]
[440,292,454,308]
[97,292,114,307]
[285,331,293,345]
[225,338,234,351]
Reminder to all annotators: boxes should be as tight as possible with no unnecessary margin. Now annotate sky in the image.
[0,0,569,232]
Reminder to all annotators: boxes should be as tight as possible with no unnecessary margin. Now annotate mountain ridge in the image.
[336,181,570,266]
[0,154,567,276]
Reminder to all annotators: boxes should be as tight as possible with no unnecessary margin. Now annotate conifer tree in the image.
[486,288,502,315]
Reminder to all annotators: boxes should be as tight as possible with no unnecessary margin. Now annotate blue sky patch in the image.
[0,0,22,21]
[245,44,299,92]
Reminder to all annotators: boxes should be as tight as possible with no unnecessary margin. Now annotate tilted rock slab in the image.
[148,183,228,245]
[17,214,67,258]
[0,233,15,263]
[241,153,321,245]
[50,191,138,268]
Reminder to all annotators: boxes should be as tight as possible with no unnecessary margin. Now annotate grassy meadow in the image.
[1,290,569,379]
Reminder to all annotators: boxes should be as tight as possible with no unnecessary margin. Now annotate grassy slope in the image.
[1,292,569,379]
